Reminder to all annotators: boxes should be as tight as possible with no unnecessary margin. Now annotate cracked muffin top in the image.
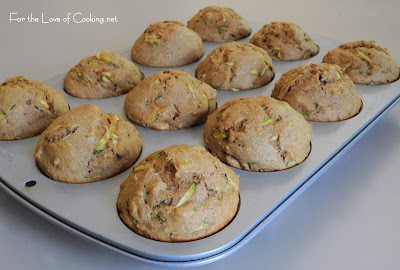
[195,41,274,91]
[117,144,239,242]
[203,96,312,172]
[322,40,399,85]
[34,104,142,183]
[131,21,204,67]
[63,50,144,99]
[271,63,362,122]
[187,6,251,43]
[0,76,69,140]
[250,21,319,61]
[124,69,217,130]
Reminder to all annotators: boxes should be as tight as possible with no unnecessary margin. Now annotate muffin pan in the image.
[1,29,399,267]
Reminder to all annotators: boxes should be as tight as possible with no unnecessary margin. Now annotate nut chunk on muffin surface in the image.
[250,21,319,61]
[322,40,399,85]
[0,76,69,140]
[204,96,312,172]
[196,41,274,91]
[131,21,204,67]
[117,144,240,242]
[64,50,143,99]
[124,69,217,130]
[272,63,362,122]
[187,6,251,43]
[34,104,143,183]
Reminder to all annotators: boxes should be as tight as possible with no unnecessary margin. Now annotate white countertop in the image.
[1,0,400,269]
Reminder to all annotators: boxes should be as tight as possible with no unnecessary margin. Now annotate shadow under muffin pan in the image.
[1,26,400,267]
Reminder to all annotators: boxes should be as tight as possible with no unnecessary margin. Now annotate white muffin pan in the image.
[1,28,399,268]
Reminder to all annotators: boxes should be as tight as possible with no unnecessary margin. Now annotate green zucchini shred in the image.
[213,133,228,141]
[157,213,166,222]
[133,164,150,172]
[262,117,277,126]
[173,182,197,208]
[93,146,103,154]
[224,173,238,190]
[247,162,252,170]
[153,153,161,159]
[234,140,244,147]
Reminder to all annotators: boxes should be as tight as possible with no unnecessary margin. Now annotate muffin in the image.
[34,104,142,183]
[0,76,69,140]
[63,50,143,99]
[250,22,319,61]
[204,96,312,172]
[124,69,217,130]
[131,21,204,67]
[271,63,362,121]
[187,6,251,43]
[322,40,399,85]
[196,41,274,90]
[117,144,239,242]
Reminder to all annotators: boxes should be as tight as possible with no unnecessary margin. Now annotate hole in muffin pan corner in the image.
[25,180,37,187]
